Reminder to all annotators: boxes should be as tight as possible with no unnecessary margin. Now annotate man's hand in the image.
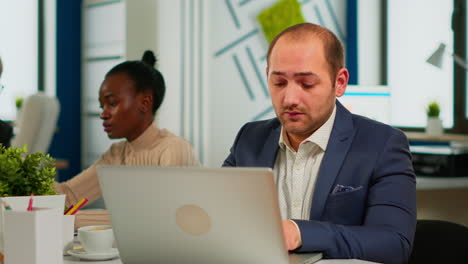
[282,220,302,251]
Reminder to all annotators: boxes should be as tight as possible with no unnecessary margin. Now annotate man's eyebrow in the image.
[294,72,317,77]
[271,71,318,77]
[103,93,115,98]
[271,71,286,76]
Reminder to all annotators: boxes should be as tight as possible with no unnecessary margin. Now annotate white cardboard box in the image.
[0,194,65,253]
[4,208,63,264]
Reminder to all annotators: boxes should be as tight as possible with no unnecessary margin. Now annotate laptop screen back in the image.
[97,166,290,264]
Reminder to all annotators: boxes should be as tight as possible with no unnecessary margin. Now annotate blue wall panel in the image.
[346,0,358,84]
[49,0,82,182]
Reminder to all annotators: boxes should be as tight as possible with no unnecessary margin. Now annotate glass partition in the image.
[0,1,39,121]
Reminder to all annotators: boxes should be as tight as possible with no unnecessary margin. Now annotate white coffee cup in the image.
[77,225,114,253]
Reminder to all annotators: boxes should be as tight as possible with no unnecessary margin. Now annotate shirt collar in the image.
[278,128,292,151]
[128,121,160,151]
[278,105,337,152]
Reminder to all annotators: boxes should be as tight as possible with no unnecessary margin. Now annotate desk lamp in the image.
[427,43,468,70]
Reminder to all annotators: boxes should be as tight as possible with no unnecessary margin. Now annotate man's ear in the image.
[138,93,153,113]
[334,68,349,97]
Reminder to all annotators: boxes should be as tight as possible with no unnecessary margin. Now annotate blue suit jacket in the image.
[223,101,416,264]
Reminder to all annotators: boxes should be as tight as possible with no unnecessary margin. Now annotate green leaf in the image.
[0,145,57,196]
[427,101,441,117]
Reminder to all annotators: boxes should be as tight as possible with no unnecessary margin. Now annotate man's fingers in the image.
[282,220,300,251]
[286,240,294,251]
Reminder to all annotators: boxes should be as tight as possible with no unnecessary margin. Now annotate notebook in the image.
[97,166,322,264]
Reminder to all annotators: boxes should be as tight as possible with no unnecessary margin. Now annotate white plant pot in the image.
[426,117,444,136]
[0,194,65,252]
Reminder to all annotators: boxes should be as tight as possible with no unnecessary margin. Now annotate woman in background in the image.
[55,51,199,227]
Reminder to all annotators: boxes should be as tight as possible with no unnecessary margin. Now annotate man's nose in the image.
[283,84,301,107]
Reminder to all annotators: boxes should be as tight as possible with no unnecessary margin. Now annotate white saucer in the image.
[67,247,119,261]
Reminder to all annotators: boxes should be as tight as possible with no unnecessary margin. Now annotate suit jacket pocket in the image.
[322,187,366,225]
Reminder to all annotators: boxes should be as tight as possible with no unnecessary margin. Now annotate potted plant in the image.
[14,97,23,123]
[0,145,65,252]
[426,101,443,136]
[14,97,23,112]
[0,145,56,197]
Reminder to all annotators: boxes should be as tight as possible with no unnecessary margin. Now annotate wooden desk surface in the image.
[417,176,468,190]
[405,132,468,142]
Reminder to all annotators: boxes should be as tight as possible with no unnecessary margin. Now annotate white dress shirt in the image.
[274,105,336,220]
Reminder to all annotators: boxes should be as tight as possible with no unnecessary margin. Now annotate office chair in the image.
[409,219,468,263]
[11,92,60,154]
[0,120,13,147]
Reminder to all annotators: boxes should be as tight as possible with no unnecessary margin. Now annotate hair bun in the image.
[141,50,157,67]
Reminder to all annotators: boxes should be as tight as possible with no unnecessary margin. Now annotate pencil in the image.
[66,198,89,215]
[2,201,12,211]
[69,199,89,215]
[27,193,34,211]
[64,205,74,215]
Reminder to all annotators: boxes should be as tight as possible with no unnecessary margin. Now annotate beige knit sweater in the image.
[55,122,200,228]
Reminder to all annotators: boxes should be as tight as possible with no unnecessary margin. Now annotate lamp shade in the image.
[426,43,446,68]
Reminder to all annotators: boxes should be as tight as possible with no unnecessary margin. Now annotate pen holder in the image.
[0,195,65,253]
[62,215,75,255]
[3,208,63,264]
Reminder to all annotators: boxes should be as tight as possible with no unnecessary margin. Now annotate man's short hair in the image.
[0,56,3,78]
[266,23,344,81]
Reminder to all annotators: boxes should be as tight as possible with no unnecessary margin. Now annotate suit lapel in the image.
[257,120,282,168]
[310,101,356,220]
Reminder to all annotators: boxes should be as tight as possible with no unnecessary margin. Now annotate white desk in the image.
[416,176,468,190]
[64,255,120,263]
[406,131,468,190]
[64,256,379,263]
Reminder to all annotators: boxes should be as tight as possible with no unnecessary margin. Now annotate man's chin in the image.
[282,120,304,130]
[283,124,315,137]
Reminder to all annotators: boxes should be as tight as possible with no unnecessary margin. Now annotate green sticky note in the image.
[257,0,306,43]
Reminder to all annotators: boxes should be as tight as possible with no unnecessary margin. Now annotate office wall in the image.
[155,0,351,167]
[388,0,454,128]
[0,0,38,121]
[44,0,57,97]
[357,0,382,85]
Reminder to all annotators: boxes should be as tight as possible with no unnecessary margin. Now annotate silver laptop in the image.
[97,166,322,264]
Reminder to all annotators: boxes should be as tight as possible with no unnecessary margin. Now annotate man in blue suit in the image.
[223,23,416,264]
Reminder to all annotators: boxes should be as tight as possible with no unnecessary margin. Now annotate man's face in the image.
[267,37,348,141]
[98,73,147,141]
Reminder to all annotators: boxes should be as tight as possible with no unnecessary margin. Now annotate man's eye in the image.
[303,84,314,88]
[109,101,117,107]
[274,82,286,87]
